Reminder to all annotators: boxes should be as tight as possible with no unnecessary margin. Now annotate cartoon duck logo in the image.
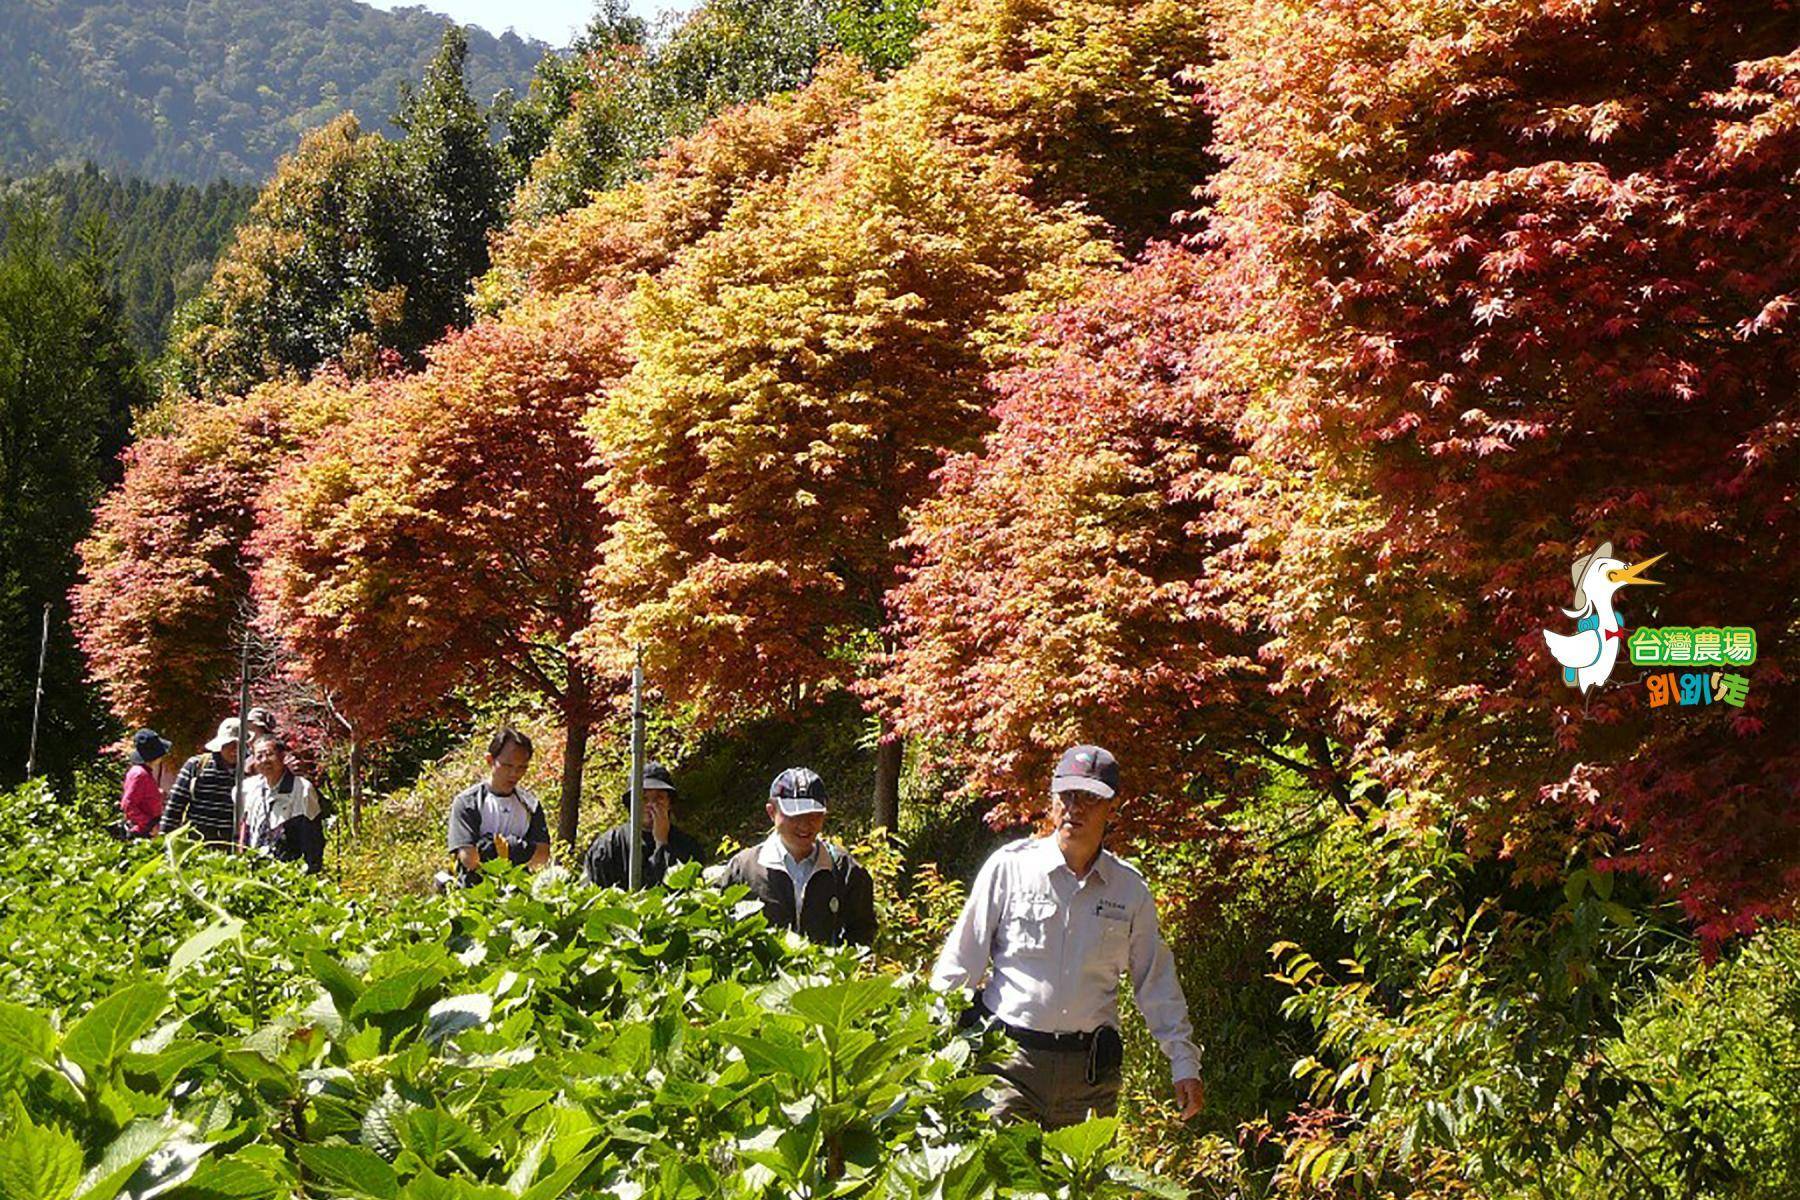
[1542,542,1665,693]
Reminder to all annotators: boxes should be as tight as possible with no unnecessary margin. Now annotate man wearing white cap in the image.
[715,768,877,947]
[160,717,245,846]
[931,744,1204,1129]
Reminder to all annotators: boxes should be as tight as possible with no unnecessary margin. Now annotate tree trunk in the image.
[348,736,362,834]
[558,665,591,850]
[872,722,902,833]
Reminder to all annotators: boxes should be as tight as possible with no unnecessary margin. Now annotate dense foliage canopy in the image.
[1200,0,1799,941]
[0,166,254,355]
[166,31,510,398]
[0,209,146,785]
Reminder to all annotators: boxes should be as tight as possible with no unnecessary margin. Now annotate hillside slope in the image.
[0,0,545,183]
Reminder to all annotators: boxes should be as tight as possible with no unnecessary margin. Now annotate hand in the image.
[493,832,510,862]
[1173,1076,1204,1119]
[649,795,672,846]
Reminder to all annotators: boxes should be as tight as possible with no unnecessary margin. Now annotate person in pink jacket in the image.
[121,729,173,837]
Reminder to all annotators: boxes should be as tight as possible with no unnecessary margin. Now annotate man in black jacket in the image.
[715,768,877,948]
[583,762,705,889]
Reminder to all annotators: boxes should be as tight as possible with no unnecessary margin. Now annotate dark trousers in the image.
[981,1042,1122,1129]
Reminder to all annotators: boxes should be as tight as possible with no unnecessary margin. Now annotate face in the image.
[1048,788,1114,841]
[488,743,532,794]
[767,802,826,857]
[218,740,238,766]
[253,740,285,776]
[641,787,672,826]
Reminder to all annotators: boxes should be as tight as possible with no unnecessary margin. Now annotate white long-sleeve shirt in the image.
[931,836,1201,1083]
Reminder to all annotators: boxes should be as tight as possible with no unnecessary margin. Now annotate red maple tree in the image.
[253,292,632,845]
[72,381,354,749]
[878,244,1351,834]
[1202,0,1799,940]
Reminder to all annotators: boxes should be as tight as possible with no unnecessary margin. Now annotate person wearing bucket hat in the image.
[583,762,705,890]
[931,744,1204,1129]
[713,768,876,947]
[160,717,246,846]
[120,729,173,837]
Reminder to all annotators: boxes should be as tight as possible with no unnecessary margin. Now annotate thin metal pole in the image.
[25,604,49,777]
[232,626,251,851]
[627,644,645,891]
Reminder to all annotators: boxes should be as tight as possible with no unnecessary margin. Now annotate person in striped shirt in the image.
[160,717,245,846]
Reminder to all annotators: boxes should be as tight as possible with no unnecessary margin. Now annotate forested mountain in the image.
[0,0,546,184]
[0,165,255,353]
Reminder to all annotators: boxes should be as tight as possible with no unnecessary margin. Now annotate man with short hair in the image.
[240,734,325,873]
[446,727,552,883]
[160,718,245,846]
[583,762,705,890]
[715,768,877,948]
[932,744,1204,1129]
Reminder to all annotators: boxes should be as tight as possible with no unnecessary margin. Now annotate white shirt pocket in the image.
[1095,911,1132,973]
[1003,898,1058,959]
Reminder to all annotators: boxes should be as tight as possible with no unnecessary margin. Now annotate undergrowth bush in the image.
[0,780,1186,1198]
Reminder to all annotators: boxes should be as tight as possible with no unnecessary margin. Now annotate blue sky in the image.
[367,0,659,47]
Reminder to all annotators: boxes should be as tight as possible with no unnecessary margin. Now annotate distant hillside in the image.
[0,165,256,354]
[0,0,547,184]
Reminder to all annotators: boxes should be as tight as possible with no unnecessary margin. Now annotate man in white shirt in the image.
[932,744,1204,1128]
[239,733,325,873]
[446,727,553,884]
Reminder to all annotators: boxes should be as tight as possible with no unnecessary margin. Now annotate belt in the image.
[971,994,1099,1051]
[999,1021,1097,1052]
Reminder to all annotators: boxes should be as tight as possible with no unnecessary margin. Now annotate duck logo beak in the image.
[1607,552,1666,588]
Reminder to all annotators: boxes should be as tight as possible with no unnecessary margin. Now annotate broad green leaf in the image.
[166,918,244,981]
[349,968,444,1021]
[736,1124,813,1187]
[71,1119,175,1200]
[119,1134,213,1199]
[132,1016,188,1056]
[398,1109,485,1166]
[517,1148,600,1200]
[361,1084,416,1161]
[1042,1116,1119,1169]
[787,979,895,1034]
[0,1002,55,1062]
[307,951,366,1017]
[62,983,171,1074]
[503,1130,549,1197]
[398,1172,512,1200]
[162,1158,283,1200]
[220,1049,295,1094]
[980,1130,1042,1193]
[712,1031,823,1084]
[423,994,492,1045]
[0,1121,84,1200]
[294,1146,398,1200]
[121,1041,217,1094]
